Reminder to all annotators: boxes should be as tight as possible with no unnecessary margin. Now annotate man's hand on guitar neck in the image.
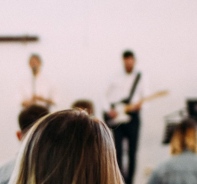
[124,101,142,113]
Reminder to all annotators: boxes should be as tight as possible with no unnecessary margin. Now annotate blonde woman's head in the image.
[9,109,124,184]
[171,118,197,155]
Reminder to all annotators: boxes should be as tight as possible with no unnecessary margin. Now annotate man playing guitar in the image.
[103,50,147,184]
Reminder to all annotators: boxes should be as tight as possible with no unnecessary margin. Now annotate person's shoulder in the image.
[154,159,170,173]
[177,151,197,165]
[129,70,142,78]
[151,156,177,176]
[0,158,16,183]
[107,69,123,83]
[147,162,166,184]
[39,73,55,86]
[0,158,16,171]
[158,152,197,170]
[148,153,197,184]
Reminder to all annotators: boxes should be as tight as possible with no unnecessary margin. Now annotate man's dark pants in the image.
[113,111,140,184]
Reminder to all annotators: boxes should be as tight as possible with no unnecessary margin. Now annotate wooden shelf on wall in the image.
[0,35,39,43]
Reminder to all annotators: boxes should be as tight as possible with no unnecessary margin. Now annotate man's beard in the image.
[32,67,39,76]
[125,67,133,74]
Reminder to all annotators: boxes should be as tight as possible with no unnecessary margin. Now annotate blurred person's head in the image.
[122,50,135,74]
[71,99,94,115]
[170,118,197,155]
[16,105,49,140]
[29,54,42,76]
[10,109,124,184]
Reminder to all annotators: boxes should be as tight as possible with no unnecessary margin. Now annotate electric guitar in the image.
[103,90,169,127]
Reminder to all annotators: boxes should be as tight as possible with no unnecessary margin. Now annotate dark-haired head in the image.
[18,105,49,134]
[122,50,135,59]
[10,109,123,184]
[122,50,135,73]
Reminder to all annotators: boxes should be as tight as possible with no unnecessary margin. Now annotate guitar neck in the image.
[140,91,168,104]
[141,95,157,103]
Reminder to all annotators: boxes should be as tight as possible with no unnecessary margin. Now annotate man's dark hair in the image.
[18,105,49,132]
[122,50,135,59]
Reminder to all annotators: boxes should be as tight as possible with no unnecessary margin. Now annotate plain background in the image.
[0,1,197,183]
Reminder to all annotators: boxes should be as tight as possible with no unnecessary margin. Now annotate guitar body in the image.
[103,103,131,128]
[103,111,125,128]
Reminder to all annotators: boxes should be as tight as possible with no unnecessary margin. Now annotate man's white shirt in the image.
[103,69,149,112]
[19,73,57,109]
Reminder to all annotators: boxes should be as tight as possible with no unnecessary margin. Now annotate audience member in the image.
[9,109,124,184]
[148,118,197,184]
[0,105,49,184]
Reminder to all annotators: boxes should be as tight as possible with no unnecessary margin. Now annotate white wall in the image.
[1,1,197,183]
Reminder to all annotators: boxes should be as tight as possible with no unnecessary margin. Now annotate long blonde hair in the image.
[9,109,124,184]
[170,118,197,155]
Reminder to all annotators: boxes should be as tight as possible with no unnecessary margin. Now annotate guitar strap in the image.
[121,72,141,104]
[111,72,141,108]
